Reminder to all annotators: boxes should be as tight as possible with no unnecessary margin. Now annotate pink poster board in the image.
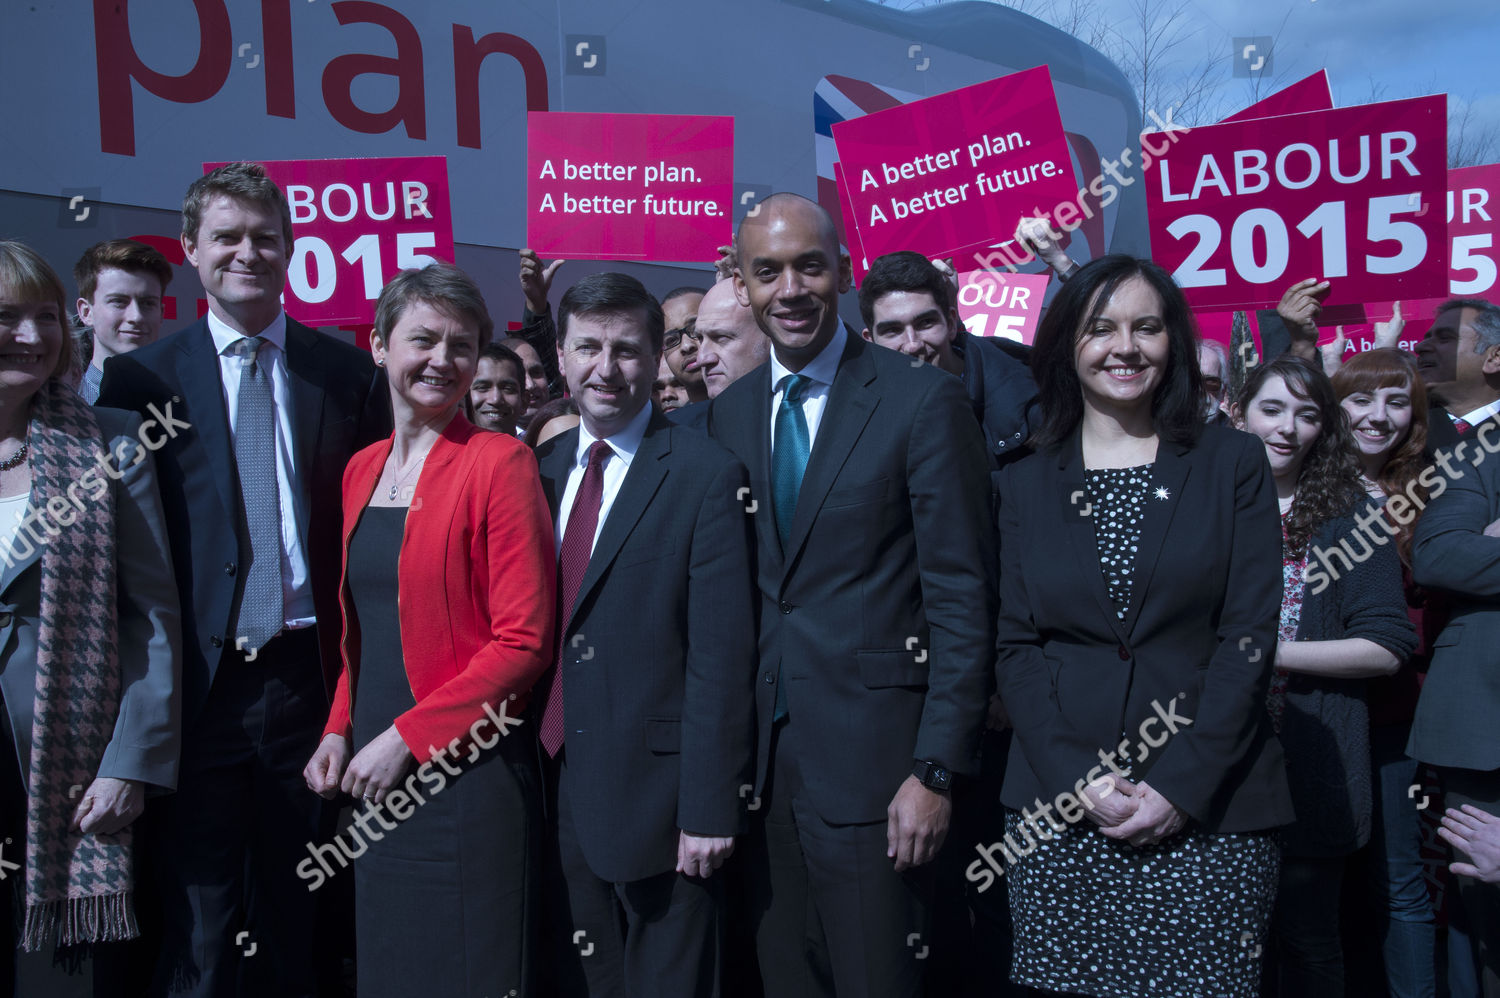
[954,270,1051,344]
[1145,95,1449,311]
[526,112,733,262]
[831,66,1077,263]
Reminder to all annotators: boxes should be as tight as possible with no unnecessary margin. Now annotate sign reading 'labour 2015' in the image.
[1145,95,1448,311]
[204,156,453,327]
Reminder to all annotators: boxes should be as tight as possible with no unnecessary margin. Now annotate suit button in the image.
[224,562,236,576]
[763,671,775,684]
[211,635,224,648]
[1117,645,1129,661]
[779,601,792,614]
[0,612,11,628]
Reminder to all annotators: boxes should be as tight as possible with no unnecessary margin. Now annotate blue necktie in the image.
[773,374,811,546]
[771,374,810,720]
[230,336,284,652]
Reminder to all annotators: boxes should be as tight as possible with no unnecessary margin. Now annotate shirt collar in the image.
[208,309,288,357]
[769,322,847,395]
[576,397,652,469]
[1458,398,1500,427]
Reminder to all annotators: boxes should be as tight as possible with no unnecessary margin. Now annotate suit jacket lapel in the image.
[1122,441,1191,635]
[1056,438,1130,646]
[566,414,671,633]
[283,321,326,534]
[176,323,237,524]
[740,366,782,567]
[782,337,876,568]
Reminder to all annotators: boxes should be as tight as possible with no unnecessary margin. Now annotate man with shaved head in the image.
[694,279,769,399]
[708,193,996,997]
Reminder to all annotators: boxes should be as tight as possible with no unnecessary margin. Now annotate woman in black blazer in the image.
[1231,356,1416,998]
[995,255,1294,998]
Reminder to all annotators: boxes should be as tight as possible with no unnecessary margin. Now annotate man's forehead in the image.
[739,201,838,259]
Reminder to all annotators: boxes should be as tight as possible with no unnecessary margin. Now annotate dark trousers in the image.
[553,753,722,998]
[1271,854,1347,998]
[747,719,931,998]
[149,629,338,998]
[1439,766,1500,998]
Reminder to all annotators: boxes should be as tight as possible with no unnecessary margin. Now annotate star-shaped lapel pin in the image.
[1154,486,1172,502]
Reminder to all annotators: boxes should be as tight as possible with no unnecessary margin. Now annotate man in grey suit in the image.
[1412,438,1500,996]
[534,272,756,998]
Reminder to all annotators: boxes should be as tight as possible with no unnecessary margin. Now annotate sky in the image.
[887,0,1500,162]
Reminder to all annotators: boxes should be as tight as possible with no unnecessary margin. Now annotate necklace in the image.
[387,450,427,500]
[0,441,27,472]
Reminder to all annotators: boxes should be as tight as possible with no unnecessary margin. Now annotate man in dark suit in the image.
[708,194,996,997]
[534,273,756,998]
[1412,433,1500,997]
[1417,299,1500,454]
[98,162,388,997]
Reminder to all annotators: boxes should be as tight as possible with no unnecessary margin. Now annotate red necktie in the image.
[539,440,612,757]
[1453,416,1472,435]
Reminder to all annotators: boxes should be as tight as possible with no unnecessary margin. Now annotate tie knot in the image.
[779,374,809,406]
[232,336,265,364]
[586,440,612,470]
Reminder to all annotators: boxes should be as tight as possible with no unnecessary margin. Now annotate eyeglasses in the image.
[663,327,701,350]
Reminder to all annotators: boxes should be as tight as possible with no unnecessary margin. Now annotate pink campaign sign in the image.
[831,66,1077,263]
[1221,71,1333,123]
[527,112,733,262]
[1146,95,1448,312]
[954,270,1050,345]
[204,156,452,328]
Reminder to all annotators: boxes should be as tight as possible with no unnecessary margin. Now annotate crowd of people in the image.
[0,159,1497,998]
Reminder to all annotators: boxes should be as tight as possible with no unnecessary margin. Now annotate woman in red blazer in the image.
[303,263,556,998]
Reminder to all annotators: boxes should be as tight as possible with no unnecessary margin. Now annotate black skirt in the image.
[347,505,539,998]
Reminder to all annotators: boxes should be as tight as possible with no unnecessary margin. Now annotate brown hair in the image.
[73,238,173,304]
[182,162,295,248]
[1331,348,1429,564]
[372,263,494,352]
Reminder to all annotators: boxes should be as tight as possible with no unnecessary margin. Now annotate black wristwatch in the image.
[912,760,952,792]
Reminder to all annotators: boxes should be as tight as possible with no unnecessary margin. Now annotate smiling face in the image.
[1072,275,1170,419]
[1416,306,1500,412]
[469,354,522,435]
[1237,373,1324,485]
[183,194,288,333]
[865,289,960,374]
[77,266,165,363]
[0,291,64,401]
[559,309,657,438]
[373,301,479,424]
[734,198,852,370]
[1340,383,1413,464]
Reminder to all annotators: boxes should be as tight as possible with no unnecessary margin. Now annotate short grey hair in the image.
[1438,298,1500,353]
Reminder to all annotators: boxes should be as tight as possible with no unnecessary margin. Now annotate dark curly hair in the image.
[1331,348,1429,565]
[1235,356,1365,558]
[1027,255,1204,450]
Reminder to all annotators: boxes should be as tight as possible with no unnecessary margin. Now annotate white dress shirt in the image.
[768,322,847,452]
[556,400,653,557]
[207,310,316,627]
[1457,398,1500,430]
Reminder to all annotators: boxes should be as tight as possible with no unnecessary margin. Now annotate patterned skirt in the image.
[1003,810,1279,997]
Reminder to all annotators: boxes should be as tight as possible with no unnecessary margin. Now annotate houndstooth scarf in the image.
[20,380,132,951]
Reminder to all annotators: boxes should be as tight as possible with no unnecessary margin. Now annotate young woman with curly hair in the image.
[1232,355,1417,998]
[1332,349,1439,998]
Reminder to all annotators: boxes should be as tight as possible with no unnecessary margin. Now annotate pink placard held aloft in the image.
[527,112,734,263]
[1448,163,1500,302]
[203,157,453,328]
[832,66,1078,264]
[1220,71,1333,123]
[1146,95,1449,312]
[954,270,1051,345]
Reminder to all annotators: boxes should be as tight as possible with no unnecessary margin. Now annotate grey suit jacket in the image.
[0,406,183,791]
[1410,445,1500,770]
